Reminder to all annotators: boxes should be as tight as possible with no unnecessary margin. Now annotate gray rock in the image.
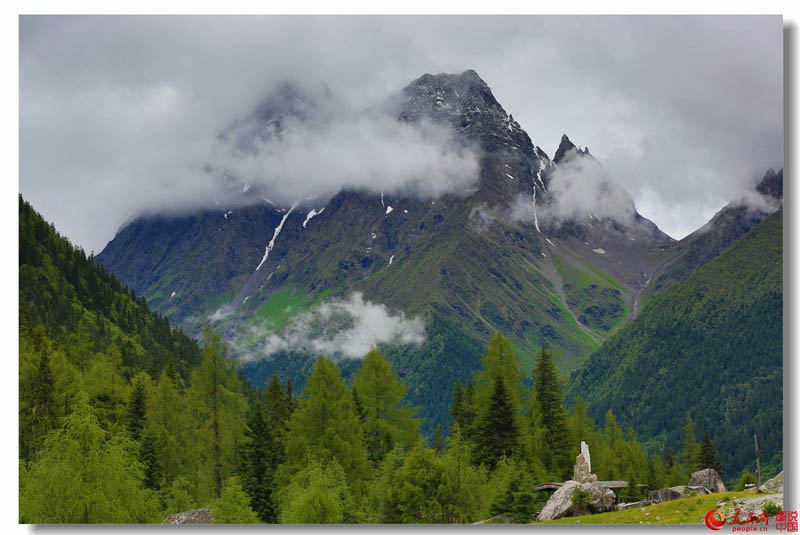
[585,482,616,513]
[689,468,727,493]
[649,485,709,504]
[538,480,581,521]
[617,500,651,511]
[163,508,213,524]
[720,493,783,519]
[759,471,783,493]
[538,480,617,521]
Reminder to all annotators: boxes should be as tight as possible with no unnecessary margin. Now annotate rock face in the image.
[689,468,726,493]
[538,481,616,521]
[760,471,783,493]
[649,486,709,504]
[163,508,213,524]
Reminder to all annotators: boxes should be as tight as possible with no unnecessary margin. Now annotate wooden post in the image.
[754,433,761,490]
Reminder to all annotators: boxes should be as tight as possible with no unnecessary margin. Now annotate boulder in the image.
[759,471,783,493]
[585,482,616,513]
[689,468,727,493]
[648,485,709,504]
[163,508,213,524]
[617,499,651,511]
[538,480,616,521]
[538,480,581,521]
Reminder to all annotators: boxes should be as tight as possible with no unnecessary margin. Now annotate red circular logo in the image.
[705,510,726,530]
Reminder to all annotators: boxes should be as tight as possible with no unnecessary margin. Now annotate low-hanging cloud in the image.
[212,102,481,206]
[242,292,425,361]
[543,153,638,224]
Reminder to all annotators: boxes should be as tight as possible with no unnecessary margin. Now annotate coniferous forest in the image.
[19,196,742,524]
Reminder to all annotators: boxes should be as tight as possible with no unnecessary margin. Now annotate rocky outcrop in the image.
[719,493,783,519]
[538,480,617,520]
[617,499,651,511]
[649,485,709,504]
[689,468,726,493]
[163,508,213,524]
[759,471,783,493]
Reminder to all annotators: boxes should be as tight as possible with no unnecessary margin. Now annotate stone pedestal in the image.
[574,453,598,483]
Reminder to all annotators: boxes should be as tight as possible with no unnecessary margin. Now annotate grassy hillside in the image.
[567,209,783,481]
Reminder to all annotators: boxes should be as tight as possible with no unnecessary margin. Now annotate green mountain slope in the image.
[639,169,782,309]
[19,196,202,380]
[566,209,783,480]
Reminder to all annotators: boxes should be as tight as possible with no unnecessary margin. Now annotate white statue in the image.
[581,441,591,473]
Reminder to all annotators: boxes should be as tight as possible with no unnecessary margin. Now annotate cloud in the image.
[542,153,637,224]
[212,101,481,206]
[19,16,782,250]
[235,292,425,361]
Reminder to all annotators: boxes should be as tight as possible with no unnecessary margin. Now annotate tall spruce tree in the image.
[265,373,291,438]
[238,403,279,522]
[532,348,571,479]
[433,425,443,453]
[30,349,57,455]
[449,380,464,433]
[476,376,519,470]
[126,373,148,442]
[695,430,722,474]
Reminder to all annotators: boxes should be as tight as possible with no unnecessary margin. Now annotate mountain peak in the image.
[553,134,577,163]
[553,134,591,164]
[756,168,783,200]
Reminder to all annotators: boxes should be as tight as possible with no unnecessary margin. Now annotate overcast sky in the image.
[20,15,783,252]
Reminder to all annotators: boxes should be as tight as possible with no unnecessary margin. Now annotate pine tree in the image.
[532,348,571,478]
[212,476,260,524]
[238,403,278,522]
[438,428,487,523]
[449,380,464,433]
[139,433,162,490]
[462,380,477,440]
[476,376,519,470]
[352,386,367,424]
[473,333,524,419]
[352,349,419,464]
[695,430,722,474]
[681,414,700,476]
[188,326,248,500]
[145,367,196,493]
[277,356,370,495]
[433,425,443,453]
[30,349,57,454]
[278,458,353,524]
[20,392,160,523]
[126,373,148,442]
[265,372,291,438]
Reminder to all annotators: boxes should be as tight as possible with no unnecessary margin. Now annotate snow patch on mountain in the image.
[256,205,295,271]
[303,207,324,228]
